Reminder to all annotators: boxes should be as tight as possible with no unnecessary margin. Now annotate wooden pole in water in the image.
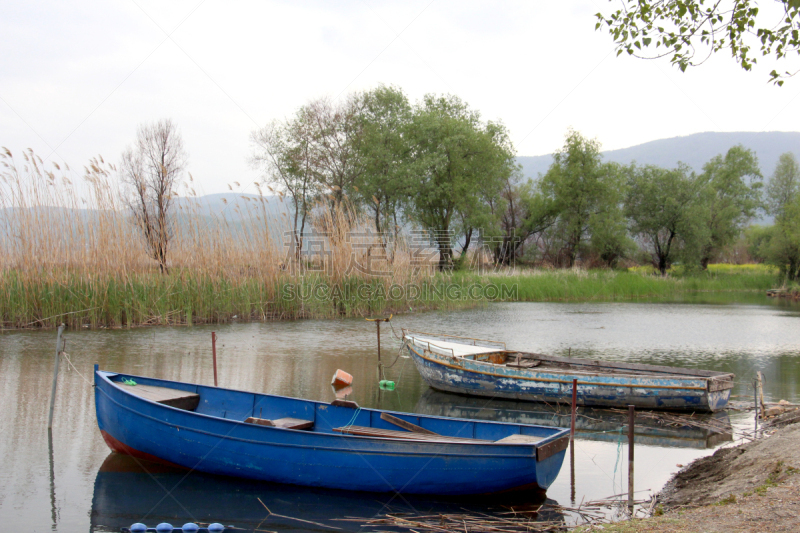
[570,378,577,443]
[754,377,759,435]
[376,320,382,364]
[212,332,218,387]
[570,378,578,504]
[47,324,65,429]
[628,404,635,513]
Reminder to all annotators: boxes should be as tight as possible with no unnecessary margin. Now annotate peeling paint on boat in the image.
[404,337,733,412]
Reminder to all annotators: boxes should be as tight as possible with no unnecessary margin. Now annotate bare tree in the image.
[120,119,187,273]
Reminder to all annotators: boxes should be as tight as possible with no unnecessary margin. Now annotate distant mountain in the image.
[517,131,800,179]
[173,193,288,222]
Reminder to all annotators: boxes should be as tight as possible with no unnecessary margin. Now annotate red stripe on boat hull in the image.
[100,430,185,468]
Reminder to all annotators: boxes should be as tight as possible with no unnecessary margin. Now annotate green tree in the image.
[538,130,626,267]
[596,1,800,85]
[251,113,320,259]
[406,94,515,270]
[766,152,800,219]
[762,197,800,280]
[762,152,800,280]
[698,145,762,268]
[625,164,709,275]
[352,85,413,251]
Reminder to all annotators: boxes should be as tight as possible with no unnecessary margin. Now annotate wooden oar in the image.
[380,412,439,436]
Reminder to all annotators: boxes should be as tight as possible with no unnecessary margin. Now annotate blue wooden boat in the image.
[94,367,569,495]
[403,331,735,412]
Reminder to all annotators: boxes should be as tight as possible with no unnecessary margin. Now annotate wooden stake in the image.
[47,324,65,429]
[376,320,382,364]
[366,316,391,381]
[570,378,578,443]
[570,439,576,505]
[754,378,759,434]
[212,331,218,387]
[628,404,635,513]
[757,371,765,418]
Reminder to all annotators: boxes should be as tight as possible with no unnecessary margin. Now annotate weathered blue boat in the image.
[403,331,735,412]
[94,367,569,495]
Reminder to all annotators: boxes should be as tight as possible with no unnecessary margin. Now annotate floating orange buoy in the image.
[331,369,353,390]
[334,385,353,399]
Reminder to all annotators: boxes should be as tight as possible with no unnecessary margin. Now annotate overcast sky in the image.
[2,0,798,196]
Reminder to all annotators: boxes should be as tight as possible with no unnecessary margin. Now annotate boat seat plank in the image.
[244,417,314,430]
[333,425,492,444]
[116,382,200,411]
[495,434,544,444]
[506,356,540,369]
[244,416,275,427]
[273,417,314,430]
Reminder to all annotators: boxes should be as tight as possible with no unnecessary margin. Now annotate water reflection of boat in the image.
[415,389,733,449]
[94,369,569,495]
[90,453,564,533]
[403,332,735,411]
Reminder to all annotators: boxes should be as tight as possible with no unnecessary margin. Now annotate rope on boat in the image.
[343,407,362,430]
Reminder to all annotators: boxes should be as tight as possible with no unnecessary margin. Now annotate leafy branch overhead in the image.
[596,0,800,85]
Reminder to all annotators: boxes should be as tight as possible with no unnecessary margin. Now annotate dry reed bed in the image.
[0,149,452,329]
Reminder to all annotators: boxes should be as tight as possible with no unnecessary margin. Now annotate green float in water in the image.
[379,380,395,390]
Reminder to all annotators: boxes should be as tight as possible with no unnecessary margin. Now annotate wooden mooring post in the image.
[212,332,218,387]
[366,316,392,381]
[570,378,577,443]
[47,324,65,429]
[570,378,577,504]
[754,376,759,434]
[628,404,635,513]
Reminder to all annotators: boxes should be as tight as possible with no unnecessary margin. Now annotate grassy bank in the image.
[0,271,491,329]
[475,264,777,302]
[0,266,781,330]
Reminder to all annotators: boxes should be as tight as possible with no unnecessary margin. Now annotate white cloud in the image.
[1,0,798,195]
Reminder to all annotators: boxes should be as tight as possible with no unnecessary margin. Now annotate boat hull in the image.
[406,343,731,412]
[94,371,568,495]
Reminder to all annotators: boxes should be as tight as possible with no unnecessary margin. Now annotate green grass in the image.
[474,267,776,302]
[0,265,784,330]
[0,270,495,329]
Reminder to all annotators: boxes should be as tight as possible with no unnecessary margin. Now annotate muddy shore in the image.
[580,409,800,532]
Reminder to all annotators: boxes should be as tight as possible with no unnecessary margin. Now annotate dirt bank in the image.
[577,410,800,532]
[659,414,800,508]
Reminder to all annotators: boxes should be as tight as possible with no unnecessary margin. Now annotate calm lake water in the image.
[2,295,799,532]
